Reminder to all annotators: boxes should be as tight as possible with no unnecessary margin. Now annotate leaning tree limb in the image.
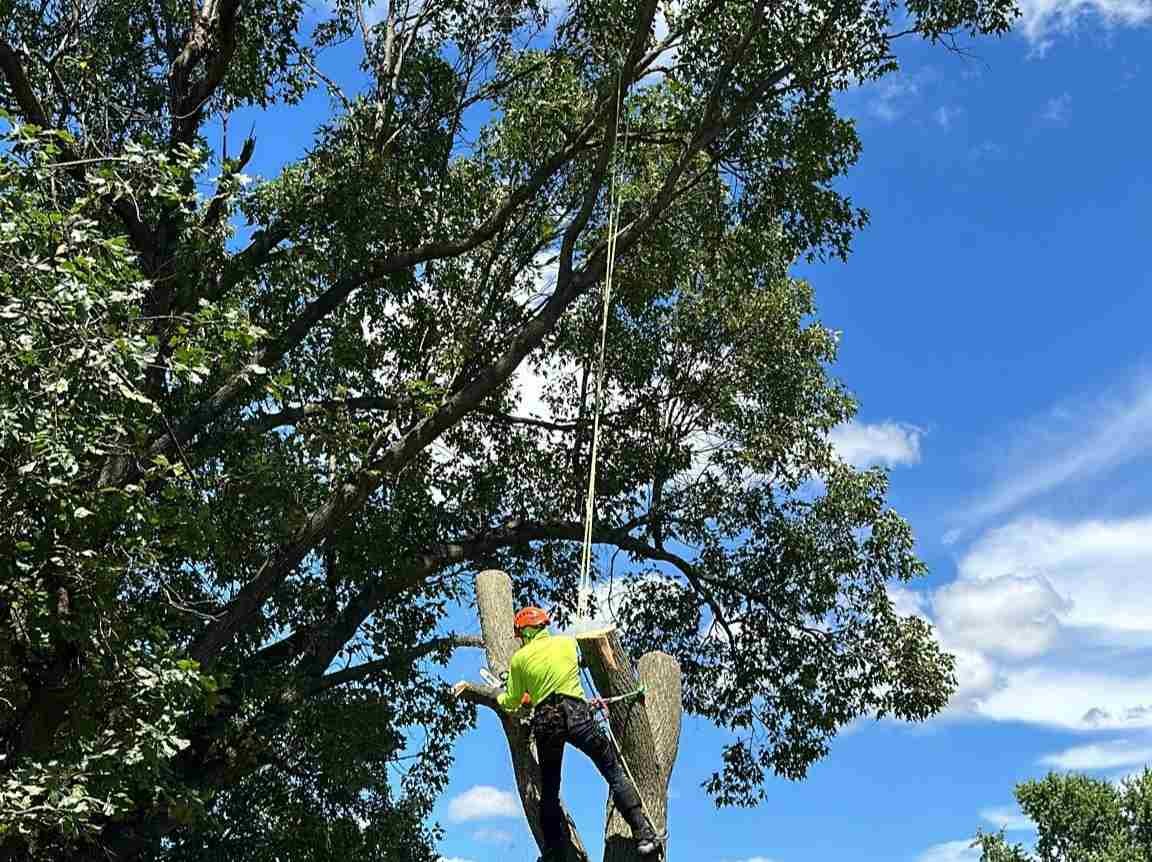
[456,569,682,862]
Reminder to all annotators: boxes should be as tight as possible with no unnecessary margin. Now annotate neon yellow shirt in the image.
[498,631,585,712]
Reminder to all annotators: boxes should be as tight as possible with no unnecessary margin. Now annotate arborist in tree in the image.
[484,606,659,860]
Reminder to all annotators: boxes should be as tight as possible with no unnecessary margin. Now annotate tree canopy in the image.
[976,770,1152,862]
[1,0,1016,857]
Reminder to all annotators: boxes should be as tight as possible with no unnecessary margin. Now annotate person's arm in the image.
[498,655,526,712]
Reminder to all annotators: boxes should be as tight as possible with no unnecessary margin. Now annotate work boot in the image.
[627,810,660,856]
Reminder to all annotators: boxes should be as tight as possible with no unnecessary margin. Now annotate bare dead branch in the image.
[202,134,255,231]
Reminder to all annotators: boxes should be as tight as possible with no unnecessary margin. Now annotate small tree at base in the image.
[974,769,1152,862]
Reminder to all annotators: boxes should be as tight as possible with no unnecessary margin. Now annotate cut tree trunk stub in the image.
[462,570,682,862]
[471,570,589,862]
[576,628,681,862]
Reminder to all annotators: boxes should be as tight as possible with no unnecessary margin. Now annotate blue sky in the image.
[188,1,1152,859]
[429,4,1152,862]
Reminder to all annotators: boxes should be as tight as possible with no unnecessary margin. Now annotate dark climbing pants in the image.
[532,694,652,856]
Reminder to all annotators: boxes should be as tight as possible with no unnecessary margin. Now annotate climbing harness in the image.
[590,685,645,709]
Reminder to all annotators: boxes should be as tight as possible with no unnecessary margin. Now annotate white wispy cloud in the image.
[980,806,1034,831]
[1016,0,1152,48]
[935,105,963,129]
[1039,739,1152,770]
[976,667,1152,730]
[919,509,1152,724]
[868,75,921,122]
[932,572,1071,660]
[948,646,1003,710]
[829,420,923,468]
[438,857,478,862]
[1042,92,1072,123]
[446,786,521,822]
[957,515,1152,634]
[472,827,515,844]
[957,371,1152,529]
[917,839,981,862]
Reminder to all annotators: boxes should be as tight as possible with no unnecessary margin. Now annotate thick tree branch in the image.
[230,396,594,438]
[287,514,716,691]
[206,219,295,305]
[312,634,484,693]
[169,0,242,146]
[179,0,797,667]
[238,395,404,435]
[453,679,502,709]
[0,40,50,127]
[461,520,739,644]
[291,531,536,677]
[0,40,156,259]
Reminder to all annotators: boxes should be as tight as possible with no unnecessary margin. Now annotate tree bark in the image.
[464,569,590,862]
[576,629,681,862]
[458,570,681,862]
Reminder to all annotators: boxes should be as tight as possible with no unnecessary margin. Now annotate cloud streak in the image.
[932,572,1071,659]
[862,74,921,122]
[980,806,1034,831]
[957,371,1152,530]
[1039,739,1152,770]
[976,667,1152,730]
[957,514,1152,633]
[917,839,981,862]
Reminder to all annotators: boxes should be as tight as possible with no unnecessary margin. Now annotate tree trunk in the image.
[458,570,681,862]
[576,629,681,862]
[465,570,590,862]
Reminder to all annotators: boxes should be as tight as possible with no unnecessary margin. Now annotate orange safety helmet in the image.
[514,606,551,632]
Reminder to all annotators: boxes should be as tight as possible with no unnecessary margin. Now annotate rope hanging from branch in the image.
[577,61,632,627]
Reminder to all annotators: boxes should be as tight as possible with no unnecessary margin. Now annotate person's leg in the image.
[533,702,568,859]
[562,699,658,850]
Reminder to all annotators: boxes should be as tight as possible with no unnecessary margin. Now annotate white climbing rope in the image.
[577,60,631,628]
[571,52,665,852]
